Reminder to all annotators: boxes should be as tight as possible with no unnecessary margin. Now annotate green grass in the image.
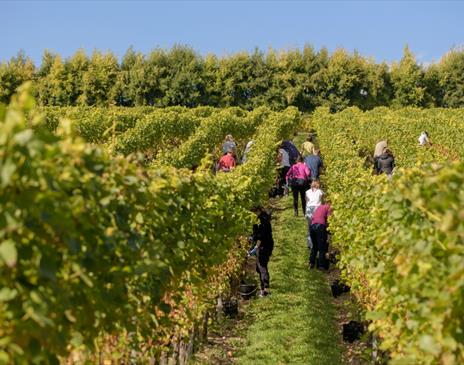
[235,196,343,365]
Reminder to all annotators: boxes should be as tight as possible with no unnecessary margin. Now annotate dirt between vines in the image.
[191,300,254,364]
[326,265,370,365]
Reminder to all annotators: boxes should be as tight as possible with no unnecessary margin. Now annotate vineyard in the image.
[0,84,301,363]
[311,107,464,364]
[1,82,464,365]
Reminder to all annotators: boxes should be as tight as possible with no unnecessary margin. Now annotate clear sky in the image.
[2,0,463,66]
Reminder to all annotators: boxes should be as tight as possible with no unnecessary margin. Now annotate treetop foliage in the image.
[1,45,464,110]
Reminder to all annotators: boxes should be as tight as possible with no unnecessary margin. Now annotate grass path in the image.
[234,196,343,365]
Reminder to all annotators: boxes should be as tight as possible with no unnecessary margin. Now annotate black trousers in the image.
[256,250,270,290]
[309,223,329,269]
[292,184,307,214]
[278,166,290,189]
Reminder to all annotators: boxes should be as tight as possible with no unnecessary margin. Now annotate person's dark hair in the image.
[307,135,313,142]
[297,155,304,163]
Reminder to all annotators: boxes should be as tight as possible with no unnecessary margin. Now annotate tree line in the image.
[1,45,463,110]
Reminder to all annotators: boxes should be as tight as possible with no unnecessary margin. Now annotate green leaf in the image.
[14,129,34,145]
[70,332,84,348]
[135,212,144,224]
[64,310,77,323]
[419,335,441,355]
[365,310,385,321]
[0,287,17,302]
[0,159,17,187]
[0,351,10,365]
[0,240,17,267]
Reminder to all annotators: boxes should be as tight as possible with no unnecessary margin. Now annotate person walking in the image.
[377,148,395,176]
[304,149,323,181]
[251,207,274,297]
[305,180,324,249]
[309,200,332,270]
[301,135,315,157]
[286,156,311,216]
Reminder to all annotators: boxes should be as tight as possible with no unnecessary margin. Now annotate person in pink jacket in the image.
[286,156,311,216]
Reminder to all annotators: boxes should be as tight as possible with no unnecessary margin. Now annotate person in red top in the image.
[217,151,236,172]
[309,200,332,270]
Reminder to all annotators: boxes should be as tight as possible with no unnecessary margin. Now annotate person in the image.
[418,131,431,146]
[217,151,236,172]
[305,180,324,249]
[373,140,388,173]
[280,140,301,166]
[377,148,395,176]
[301,135,315,157]
[286,156,311,216]
[241,140,254,163]
[277,147,291,193]
[304,149,323,181]
[222,134,237,156]
[250,207,274,297]
[309,199,332,270]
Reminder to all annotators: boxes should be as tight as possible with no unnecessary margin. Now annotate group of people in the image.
[279,135,323,217]
[216,135,254,172]
[286,136,331,271]
[373,131,431,176]
[248,130,434,298]
[248,135,331,297]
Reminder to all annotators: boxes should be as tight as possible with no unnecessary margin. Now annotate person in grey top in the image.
[222,134,237,156]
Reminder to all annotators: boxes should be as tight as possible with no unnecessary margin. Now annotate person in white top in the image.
[418,131,430,146]
[305,180,324,250]
[241,140,254,163]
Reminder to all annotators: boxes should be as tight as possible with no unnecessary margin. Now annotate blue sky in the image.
[2,0,463,65]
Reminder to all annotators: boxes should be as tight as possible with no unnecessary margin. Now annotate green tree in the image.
[37,53,70,105]
[66,49,89,105]
[202,54,221,106]
[423,63,442,107]
[81,50,119,106]
[311,48,370,111]
[390,46,427,107]
[0,51,35,104]
[162,45,205,107]
[436,48,464,107]
[111,47,145,106]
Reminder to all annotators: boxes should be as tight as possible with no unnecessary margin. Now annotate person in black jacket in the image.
[250,207,274,297]
[280,140,301,166]
[377,148,395,176]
